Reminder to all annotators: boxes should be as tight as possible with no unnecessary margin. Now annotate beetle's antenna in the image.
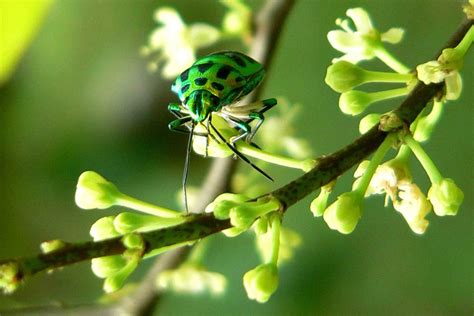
[183,122,194,213]
[209,121,273,181]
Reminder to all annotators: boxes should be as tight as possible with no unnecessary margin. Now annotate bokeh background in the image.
[0,0,472,314]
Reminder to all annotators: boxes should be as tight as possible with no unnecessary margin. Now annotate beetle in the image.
[167,51,277,210]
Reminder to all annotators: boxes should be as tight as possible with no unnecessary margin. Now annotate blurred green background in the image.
[0,0,472,314]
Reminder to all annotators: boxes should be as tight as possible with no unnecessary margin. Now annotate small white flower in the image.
[143,7,220,79]
[416,47,465,100]
[353,159,411,205]
[327,7,404,63]
[393,182,431,234]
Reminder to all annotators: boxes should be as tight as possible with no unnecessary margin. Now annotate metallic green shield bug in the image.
[167,51,277,210]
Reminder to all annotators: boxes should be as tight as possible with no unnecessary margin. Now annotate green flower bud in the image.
[323,192,363,234]
[428,178,464,216]
[254,217,269,235]
[0,262,21,294]
[339,90,372,115]
[359,113,381,134]
[205,193,250,219]
[325,61,366,93]
[40,239,67,254]
[91,255,127,278]
[243,263,279,303]
[75,171,123,210]
[103,257,139,293]
[113,212,185,234]
[229,197,281,231]
[310,185,333,217]
[90,216,120,241]
[413,102,443,142]
[122,234,145,252]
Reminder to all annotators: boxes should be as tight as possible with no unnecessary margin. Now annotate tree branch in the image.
[1,12,472,311]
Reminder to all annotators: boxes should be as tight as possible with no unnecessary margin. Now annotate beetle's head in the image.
[185,90,219,122]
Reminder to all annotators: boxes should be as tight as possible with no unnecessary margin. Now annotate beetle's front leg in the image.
[168,103,186,119]
[168,116,193,134]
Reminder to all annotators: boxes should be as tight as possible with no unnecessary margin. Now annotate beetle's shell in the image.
[172,51,264,108]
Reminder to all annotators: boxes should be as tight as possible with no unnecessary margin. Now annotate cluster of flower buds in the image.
[74,171,188,292]
[315,8,467,235]
[91,234,145,293]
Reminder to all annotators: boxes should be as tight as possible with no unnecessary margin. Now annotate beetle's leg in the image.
[203,119,210,157]
[168,103,208,136]
[168,116,194,134]
[168,103,185,118]
[221,98,277,143]
[224,117,251,144]
[245,98,277,142]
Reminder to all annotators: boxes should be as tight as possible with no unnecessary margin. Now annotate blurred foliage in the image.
[0,0,472,315]
[0,0,53,85]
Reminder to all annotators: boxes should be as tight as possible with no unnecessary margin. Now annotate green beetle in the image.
[167,51,276,210]
[168,51,276,145]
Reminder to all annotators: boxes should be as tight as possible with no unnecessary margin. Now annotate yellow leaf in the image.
[0,0,53,85]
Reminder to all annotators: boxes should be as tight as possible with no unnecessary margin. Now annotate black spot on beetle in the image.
[181,84,190,94]
[180,69,190,82]
[235,76,244,82]
[197,63,213,73]
[216,65,233,79]
[194,77,208,86]
[231,55,246,67]
[211,82,225,91]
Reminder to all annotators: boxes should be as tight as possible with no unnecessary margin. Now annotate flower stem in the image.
[187,239,209,264]
[413,100,444,141]
[117,195,182,218]
[369,86,410,102]
[395,145,411,162]
[454,25,473,56]
[403,134,443,183]
[238,142,316,171]
[353,133,395,195]
[375,46,411,73]
[143,241,192,259]
[364,69,413,83]
[269,213,281,265]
